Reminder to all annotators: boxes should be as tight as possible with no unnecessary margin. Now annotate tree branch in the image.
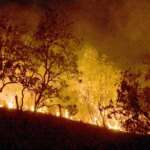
[0,81,17,92]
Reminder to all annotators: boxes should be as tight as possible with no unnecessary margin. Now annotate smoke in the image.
[0,0,149,68]
[0,0,76,33]
[0,3,41,34]
[71,0,150,68]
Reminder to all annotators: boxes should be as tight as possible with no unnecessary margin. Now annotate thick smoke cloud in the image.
[71,0,150,67]
[0,0,149,67]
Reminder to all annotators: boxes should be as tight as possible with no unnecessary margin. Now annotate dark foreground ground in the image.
[0,108,149,150]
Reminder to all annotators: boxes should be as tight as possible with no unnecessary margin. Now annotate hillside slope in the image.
[0,108,149,150]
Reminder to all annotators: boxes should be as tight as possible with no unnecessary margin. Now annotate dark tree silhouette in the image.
[0,15,36,110]
[28,8,79,112]
[98,100,118,128]
[107,70,150,134]
[0,8,79,112]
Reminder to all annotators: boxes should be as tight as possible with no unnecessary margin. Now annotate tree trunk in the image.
[15,95,19,110]
[34,92,43,112]
[58,104,62,117]
[20,88,25,111]
[0,43,3,71]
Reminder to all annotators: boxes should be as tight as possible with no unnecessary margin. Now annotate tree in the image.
[0,15,36,110]
[27,8,79,112]
[0,8,79,113]
[82,88,96,124]
[98,100,114,128]
[46,103,78,118]
[107,70,150,134]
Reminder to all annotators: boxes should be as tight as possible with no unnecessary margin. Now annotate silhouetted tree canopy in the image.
[0,8,79,113]
[106,70,150,134]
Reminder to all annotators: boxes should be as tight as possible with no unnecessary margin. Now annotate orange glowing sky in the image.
[0,0,149,67]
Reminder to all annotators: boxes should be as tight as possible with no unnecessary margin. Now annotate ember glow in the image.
[7,99,14,109]
[107,119,122,131]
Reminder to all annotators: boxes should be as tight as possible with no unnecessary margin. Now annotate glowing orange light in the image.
[107,120,122,131]
[64,110,69,119]
[7,100,14,109]
[55,110,60,117]
[30,106,34,112]
[0,104,3,108]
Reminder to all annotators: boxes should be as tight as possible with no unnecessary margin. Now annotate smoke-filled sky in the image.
[0,0,149,68]
[71,0,150,67]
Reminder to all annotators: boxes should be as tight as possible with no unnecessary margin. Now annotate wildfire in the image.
[37,107,49,114]
[0,45,124,132]
[64,110,69,119]
[7,100,14,109]
[55,110,60,117]
[107,120,122,131]
[0,96,125,132]
[30,106,34,112]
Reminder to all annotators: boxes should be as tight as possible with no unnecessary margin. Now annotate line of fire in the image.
[0,1,149,136]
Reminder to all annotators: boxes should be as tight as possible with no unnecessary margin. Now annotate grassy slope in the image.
[0,108,149,150]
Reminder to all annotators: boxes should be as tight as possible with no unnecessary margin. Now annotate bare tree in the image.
[98,101,110,128]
